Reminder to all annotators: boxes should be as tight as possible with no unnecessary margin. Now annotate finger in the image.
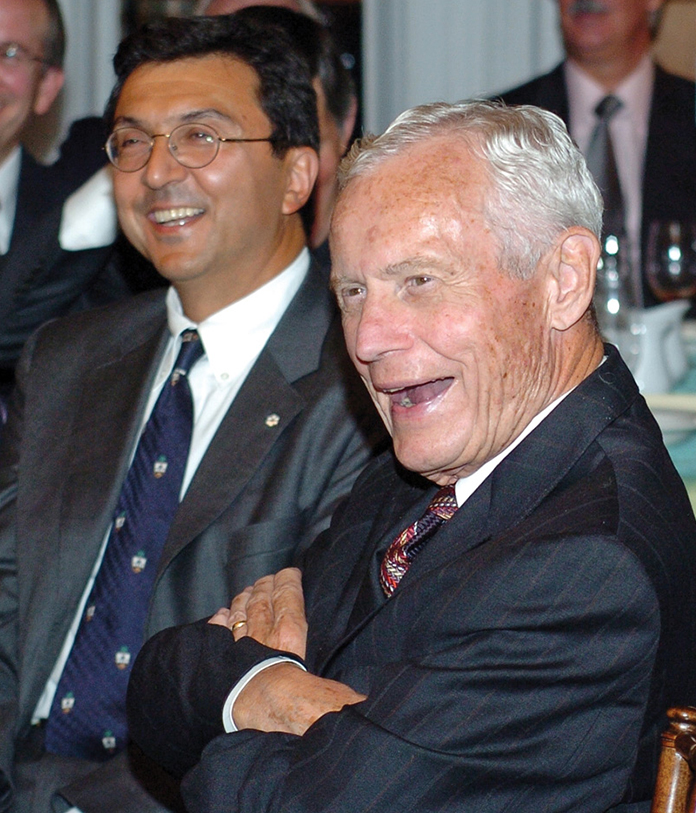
[244,575,276,640]
[229,585,253,617]
[228,585,254,639]
[270,568,306,625]
[208,607,230,627]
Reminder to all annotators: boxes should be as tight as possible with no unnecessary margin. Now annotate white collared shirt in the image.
[454,387,574,507]
[0,147,21,255]
[32,247,310,723]
[565,55,654,298]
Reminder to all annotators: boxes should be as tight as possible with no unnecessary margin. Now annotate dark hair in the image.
[104,13,319,158]
[41,0,66,68]
[231,6,356,129]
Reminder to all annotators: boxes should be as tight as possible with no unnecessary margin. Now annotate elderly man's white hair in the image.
[197,0,325,23]
[339,100,603,280]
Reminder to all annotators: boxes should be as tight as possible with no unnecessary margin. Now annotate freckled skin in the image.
[330,137,603,485]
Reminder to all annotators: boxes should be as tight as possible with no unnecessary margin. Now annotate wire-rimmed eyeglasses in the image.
[0,41,47,72]
[105,122,275,173]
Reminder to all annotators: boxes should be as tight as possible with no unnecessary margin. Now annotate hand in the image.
[209,567,307,659]
[234,663,367,735]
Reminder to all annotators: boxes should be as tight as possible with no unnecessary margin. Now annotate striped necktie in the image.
[380,485,458,597]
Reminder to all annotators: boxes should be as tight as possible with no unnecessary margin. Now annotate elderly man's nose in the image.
[353,295,411,363]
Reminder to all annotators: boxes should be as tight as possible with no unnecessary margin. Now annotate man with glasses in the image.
[0,0,134,409]
[0,11,381,813]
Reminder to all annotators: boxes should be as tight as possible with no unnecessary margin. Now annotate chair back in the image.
[651,706,696,813]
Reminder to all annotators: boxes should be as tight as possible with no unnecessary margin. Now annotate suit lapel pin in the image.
[265,413,280,428]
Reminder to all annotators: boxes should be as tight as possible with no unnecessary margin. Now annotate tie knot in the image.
[427,484,458,521]
[595,95,622,121]
[171,329,204,383]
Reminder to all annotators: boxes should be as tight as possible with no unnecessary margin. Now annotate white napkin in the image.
[58,166,118,251]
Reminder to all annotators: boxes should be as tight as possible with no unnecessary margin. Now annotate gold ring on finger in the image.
[231,620,248,632]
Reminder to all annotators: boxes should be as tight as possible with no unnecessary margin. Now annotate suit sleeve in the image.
[131,529,660,813]
[0,332,29,811]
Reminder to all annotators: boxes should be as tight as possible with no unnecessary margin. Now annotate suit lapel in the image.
[57,318,168,604]
[0,154,64,325]
[158,262,336,571]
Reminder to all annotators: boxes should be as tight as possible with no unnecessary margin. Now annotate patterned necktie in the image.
[44,329,204,761]
[380,485,458,597]
[585,95,624,241]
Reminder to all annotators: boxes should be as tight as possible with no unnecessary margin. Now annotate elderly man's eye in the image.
[407,275,434,288]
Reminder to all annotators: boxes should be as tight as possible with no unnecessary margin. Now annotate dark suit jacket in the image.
[0,266,383,812]
[498,63,696,306]
[129,346,696,812]
[0,118,156,394]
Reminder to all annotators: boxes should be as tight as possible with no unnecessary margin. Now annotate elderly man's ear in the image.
[546,228,601,332]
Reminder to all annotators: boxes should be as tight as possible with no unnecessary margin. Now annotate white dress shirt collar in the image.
[0,146,22,255]
[455,388,574,507]
[164,246,311,384]
[564,53,654,154]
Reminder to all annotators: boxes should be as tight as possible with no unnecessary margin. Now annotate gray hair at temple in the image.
[339,100,603,280]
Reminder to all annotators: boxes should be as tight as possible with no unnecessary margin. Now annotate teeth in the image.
[153,207,204,224]
[400,396,415,408]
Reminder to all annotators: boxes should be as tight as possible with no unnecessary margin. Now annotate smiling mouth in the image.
[382,378,453,409]
[151,207,204,226]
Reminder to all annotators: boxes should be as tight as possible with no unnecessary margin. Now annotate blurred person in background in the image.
[498,0,696,307]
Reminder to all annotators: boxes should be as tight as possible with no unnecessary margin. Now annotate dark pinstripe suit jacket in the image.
[129,345,696,812]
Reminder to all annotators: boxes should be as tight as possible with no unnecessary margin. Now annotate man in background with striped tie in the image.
[498,0,696,308]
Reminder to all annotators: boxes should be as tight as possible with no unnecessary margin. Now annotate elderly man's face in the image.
[331,140,558,485]
[0,0,63,164]
[558,0,664,65]
[112,54,314,318]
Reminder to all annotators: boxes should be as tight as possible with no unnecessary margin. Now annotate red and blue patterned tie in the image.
[380,485,458,597]
[44,329,204,760]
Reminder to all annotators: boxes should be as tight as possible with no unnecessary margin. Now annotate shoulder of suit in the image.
[495,62,565,106]
[32,289,167,353]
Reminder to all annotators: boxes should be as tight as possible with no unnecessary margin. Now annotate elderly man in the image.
[128,101,696,811]
[0,0,134,405]
[498,0,696,307]
[0,12,381,813]
[201,0,357,263]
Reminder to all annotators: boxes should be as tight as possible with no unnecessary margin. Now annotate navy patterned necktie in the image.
[380,485,458,597]
[44,329,204,760]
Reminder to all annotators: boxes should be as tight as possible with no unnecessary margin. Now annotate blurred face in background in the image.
[0,0,63,164]
[557,0,664,70]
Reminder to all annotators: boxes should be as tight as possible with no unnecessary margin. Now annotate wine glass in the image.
[646,221,696,302]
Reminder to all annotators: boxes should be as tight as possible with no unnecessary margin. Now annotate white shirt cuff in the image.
[222,656,307,733]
